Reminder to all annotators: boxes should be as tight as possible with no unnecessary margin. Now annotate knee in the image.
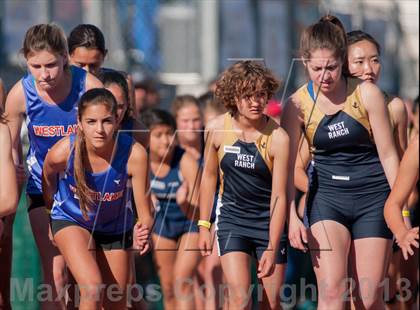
[77,277,104,302]
[357,289,383,309]
[227,284,252,309]
[160,279,175,300]
[173,276,195,296]
[52,264,68,290]
[318,282,345,303]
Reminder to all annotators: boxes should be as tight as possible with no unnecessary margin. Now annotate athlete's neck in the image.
[37,69,72,104]
[235,114,267,132]
[316,77,347,104]
[85,139,115,164]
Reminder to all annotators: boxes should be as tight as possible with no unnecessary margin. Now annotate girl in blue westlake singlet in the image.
[199,61,289,309]
[282,16,400,310]
[5,23,103,309]
[43,88,153,308]
[140,108,201,310]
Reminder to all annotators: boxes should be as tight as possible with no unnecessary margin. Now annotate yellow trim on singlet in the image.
[217,112,277,196]
[295,78,374,149]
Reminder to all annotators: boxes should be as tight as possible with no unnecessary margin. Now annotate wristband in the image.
[402,210,410,217]
[197,220,211,229]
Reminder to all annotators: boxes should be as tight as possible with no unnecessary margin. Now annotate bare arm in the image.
[85,72,104,90]
[389,97,408,158]
[198,116,222,256]
[128,142,154,230]
[4,81,26,186]
[0,123,18,217]
[179,151,201,221]
[268,128,289,253]
[360,82,399,188]
[280,96,308,251]
[294,135,311,193]
[42,137,70,210]
[384,135,419,259]
[199,117,221,223]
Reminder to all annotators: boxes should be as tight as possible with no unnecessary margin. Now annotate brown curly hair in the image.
[215,61,280,115]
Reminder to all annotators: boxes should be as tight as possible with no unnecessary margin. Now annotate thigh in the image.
[220,251,252,298]
[350,238,392,295]
[54,225,102,287]
[174,233,201,279]
[152,234,178,286]
[97,249,131,308]
[259,263,286,300]
[309,220,351,284]
[29,207,62,266]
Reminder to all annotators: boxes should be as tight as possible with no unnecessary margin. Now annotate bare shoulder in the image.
[5,80,25,113]
[180,150,198,169]
[85,72,103,90]
[206,113,225,131]
[271,126,290,148]
[128,141,148,165]
[205,113,226,147]
[389,96,407,116]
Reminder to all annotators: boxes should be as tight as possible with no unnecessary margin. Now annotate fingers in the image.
[257,257,266,278]
[257,256,274,278]
[289,230,307,252]
[199,240,211,256]
[402,248,408,261]
[139,241,151,256]
[300,225,308,244]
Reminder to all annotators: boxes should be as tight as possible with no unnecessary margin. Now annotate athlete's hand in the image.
[288,214,308,252]
[257,250,275,278]
[396,227,419,260]
[199,227,212,256]
[133,222,151,255]
[176,181,189,206]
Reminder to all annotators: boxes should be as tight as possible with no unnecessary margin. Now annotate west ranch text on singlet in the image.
[296,78,390,194]
[215,113,277,238]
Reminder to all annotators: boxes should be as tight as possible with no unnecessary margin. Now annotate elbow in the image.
[383,199,399,224]
[0,193,18,217]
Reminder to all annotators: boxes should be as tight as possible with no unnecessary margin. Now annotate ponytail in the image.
[74,131,93,219]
